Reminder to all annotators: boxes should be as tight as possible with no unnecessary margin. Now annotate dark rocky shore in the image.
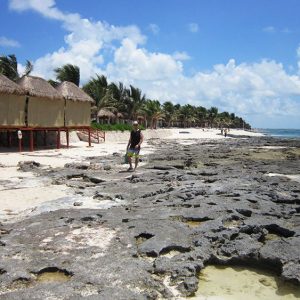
[0,136,300,299]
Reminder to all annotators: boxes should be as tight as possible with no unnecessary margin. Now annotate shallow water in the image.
[186,220,203,228]
[193,265,300,300]
[36,271,71,282]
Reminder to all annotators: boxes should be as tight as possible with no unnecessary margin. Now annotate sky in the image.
[1,0,300,129]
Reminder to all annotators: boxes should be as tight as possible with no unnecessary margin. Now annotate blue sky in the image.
[1,0,300,128]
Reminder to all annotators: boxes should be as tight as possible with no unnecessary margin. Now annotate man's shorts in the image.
[127,148,140,158]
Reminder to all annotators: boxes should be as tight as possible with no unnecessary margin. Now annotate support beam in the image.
[88,128,91,147]
[44,130,47,147]
[18,138,22,152]
[66,129,69,148]
[57,129,61,149]
[29,130,34,151]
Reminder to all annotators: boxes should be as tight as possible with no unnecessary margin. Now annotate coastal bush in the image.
[91,123,145,132]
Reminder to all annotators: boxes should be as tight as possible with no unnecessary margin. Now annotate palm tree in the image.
[82,74,116,121]
[195,106,207,127]
[143,100,164,129]
[207,106,218,128]
[54,64,80,86]
[126,85,146,120]
[0,54,33,81]
[48,79,59,87]
[162,101,175,127]
[109,82,130,114]
[179,104,196,128]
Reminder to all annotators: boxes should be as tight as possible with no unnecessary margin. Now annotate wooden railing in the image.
[77,128,105,143]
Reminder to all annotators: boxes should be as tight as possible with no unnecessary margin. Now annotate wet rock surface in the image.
[0,137,300,299]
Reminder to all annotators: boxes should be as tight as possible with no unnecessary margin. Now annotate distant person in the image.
[126,121,144,171]
[221,128,224,135]
[224,128,228,137]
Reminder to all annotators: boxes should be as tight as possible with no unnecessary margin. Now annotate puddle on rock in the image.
[186,220,204,228]
[223,220,242,229]
[36,270,71,283]
[265,233,281,242]
[193,265,300,300]
[161,250,182,258]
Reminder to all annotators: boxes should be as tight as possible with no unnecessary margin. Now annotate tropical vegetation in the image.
[0,54,33,81]
[0,55,251,130]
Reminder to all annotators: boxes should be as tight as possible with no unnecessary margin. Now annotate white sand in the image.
[0,128,263,222]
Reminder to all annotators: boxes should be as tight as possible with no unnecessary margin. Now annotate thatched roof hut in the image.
[0,74,25,96]
[56,81,94,127]
[97,109,116,119]
[18,75,64,127]
[0,74,26,126]
[18,75,62,100]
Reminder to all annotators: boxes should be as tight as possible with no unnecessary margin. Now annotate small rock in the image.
[18,161,41,171]
[73,201,83,206]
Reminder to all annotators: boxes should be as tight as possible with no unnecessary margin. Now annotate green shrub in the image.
[91,123,145,132]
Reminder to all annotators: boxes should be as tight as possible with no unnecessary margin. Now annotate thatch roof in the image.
[0,74,26,96]
[116,112,124,118]
[17,75,63,100]
[97,109,116,118]
[56,81,94,103]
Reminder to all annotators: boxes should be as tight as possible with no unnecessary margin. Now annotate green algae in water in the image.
[194,265,300,300]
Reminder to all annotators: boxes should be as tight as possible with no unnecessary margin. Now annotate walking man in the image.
[127,121,144,171]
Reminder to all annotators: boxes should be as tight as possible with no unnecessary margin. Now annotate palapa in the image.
[0,74,25,96]
[97,109,116,119]
[56,81,93,127]
[55,81,94,103]
[116,112,124,118]
[17,75,63,100]
[0,74,26,126]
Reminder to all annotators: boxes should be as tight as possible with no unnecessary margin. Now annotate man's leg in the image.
[134,156,139,170]
[127,151,133,170]
[134,150,140,170]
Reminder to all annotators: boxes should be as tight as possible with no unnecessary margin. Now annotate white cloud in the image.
[188,23,199,33]
[0,36,20,47]
[148,24,160,35]
[9,0,67,20]
[297,45,300,72]
[172,51,191,61]
[107,38,183,82]
[9,0,146,82]
[8,0,300,128]
[263,26,275,33]
[263,26,292,35]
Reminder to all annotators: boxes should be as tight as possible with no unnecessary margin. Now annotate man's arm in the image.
[136,132,144,148]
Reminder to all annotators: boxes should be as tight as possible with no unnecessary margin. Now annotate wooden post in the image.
[6,131,9,147]
[8,131,12,147]
[88,128,91,147]
[57,129,61,149]
[18,139,22,152]
[17,130,23,152]
[44,130,47,147]
[29,130,34,151]
[66,129,69,148]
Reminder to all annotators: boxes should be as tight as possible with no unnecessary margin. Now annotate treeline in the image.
[0,55,251,129]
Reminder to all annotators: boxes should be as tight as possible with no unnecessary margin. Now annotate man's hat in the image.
[133,121,139,125]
